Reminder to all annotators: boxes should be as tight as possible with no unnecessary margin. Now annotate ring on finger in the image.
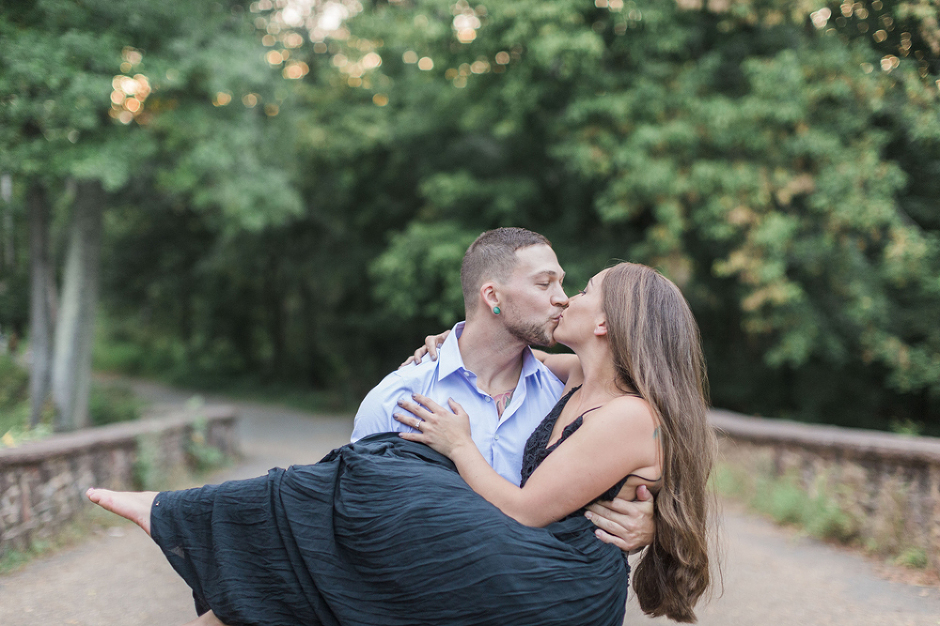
[414,419,421,430]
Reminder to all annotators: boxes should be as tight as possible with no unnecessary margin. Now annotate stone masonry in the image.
[0,406,237,556]
[712,409,940,577]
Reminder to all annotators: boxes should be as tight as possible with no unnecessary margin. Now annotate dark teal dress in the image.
[150,389,630,626]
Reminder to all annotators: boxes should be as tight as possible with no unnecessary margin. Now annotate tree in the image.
[318,0,940,425]
[0,0,302,429]
[90,0,940,430]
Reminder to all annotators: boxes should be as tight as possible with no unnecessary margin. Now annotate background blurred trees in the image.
[0,0,301,429]
[2,0,938,431]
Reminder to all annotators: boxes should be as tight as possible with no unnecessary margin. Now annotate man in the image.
[352,227,654,551]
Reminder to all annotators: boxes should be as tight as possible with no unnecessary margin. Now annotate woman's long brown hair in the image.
[602,263,717,623]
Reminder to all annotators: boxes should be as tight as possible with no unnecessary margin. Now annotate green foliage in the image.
[751,475,811,527]
[0,352,28,412]
[0,353,51,445]
[802,487,859,543]
[889,417,924,435]
[3,0,927,430]
[133,432,161,491]
[186,417,227,474]
[715,462,859,543]
[0,351,141,445]
[88,383,141,426]
[894,546,929,569]
[371,222,478,325]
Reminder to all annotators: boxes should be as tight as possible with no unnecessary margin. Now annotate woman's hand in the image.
[394,394,473,458]
[398,330,451,368]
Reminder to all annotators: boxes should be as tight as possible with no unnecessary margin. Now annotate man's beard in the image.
[505,317,556,348]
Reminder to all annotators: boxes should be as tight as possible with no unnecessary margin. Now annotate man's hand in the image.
[584,485,655,554]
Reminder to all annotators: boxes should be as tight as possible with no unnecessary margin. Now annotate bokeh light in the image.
[452,0,484,44]
[109,55,151,126]
[283,61,310,79]
[811,8,831,29]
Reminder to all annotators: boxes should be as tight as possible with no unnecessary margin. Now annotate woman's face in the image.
[554,268,609,347]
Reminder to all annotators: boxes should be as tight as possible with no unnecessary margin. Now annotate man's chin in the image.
[506,324,555,349]
[530,336,556,349]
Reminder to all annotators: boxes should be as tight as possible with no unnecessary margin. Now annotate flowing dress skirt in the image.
[151,433,629,626]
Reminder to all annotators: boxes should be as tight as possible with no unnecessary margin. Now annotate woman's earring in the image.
[493,306,501,315]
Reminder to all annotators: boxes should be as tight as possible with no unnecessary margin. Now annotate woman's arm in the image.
[529,350,582,384]
[399,330,451,368]
[396,394,659,528]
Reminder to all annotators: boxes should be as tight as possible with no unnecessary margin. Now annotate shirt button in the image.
[485,397,492,403]
[494,435,500,442]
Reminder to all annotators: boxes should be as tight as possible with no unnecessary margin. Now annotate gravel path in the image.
[1,380,938,625]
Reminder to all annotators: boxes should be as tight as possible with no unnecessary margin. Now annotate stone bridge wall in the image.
[712,409,940,576]
[0,406,237,556]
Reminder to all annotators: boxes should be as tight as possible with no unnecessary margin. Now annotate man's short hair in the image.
[460,227,551,314]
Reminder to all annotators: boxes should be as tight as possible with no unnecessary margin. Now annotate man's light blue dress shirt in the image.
[351,322,565,486]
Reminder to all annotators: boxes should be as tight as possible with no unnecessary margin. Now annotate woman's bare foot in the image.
[86,488,157,536]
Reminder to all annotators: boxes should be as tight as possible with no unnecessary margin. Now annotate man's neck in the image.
[457,320,527,396]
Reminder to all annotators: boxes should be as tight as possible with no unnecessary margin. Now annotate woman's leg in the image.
[87,490,235,626]
[86,488,157,536]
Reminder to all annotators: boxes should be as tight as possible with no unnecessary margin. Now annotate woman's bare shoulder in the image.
[587,394,658,440]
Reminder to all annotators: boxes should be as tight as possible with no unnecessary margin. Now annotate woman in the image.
[87,262,716,625]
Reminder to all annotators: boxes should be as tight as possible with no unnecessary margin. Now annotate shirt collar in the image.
[437,321,467,381]
[437,321,543,383]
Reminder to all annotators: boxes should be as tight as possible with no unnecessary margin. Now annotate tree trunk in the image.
[52,180,104,431]
[1,173,13,270]
[28,181,54,428]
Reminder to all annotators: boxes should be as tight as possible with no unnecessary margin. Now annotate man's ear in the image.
[481,282,499,309]
[593,319,608,337]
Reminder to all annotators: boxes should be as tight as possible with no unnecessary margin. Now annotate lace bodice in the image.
[519,386,629,503]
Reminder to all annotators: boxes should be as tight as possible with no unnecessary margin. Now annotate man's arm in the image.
[351,374,415,441]
[584,486,655,553]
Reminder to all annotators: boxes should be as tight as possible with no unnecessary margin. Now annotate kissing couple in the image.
[88,227,717,625]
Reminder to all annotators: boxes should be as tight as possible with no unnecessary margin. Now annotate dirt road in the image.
[1,381,938,625]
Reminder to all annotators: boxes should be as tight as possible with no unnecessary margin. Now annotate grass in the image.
[895,547,929,569]
[713,461,929,570]
[716,463,860,543]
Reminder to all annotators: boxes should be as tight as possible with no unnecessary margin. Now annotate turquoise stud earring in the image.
[493,306,501,315]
